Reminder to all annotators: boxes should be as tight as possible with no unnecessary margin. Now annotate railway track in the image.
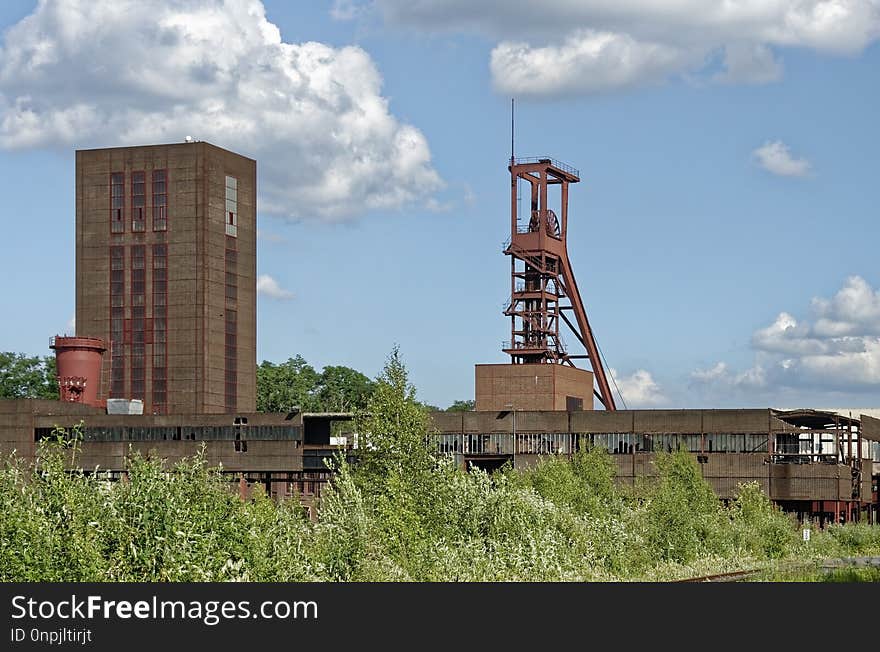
[673,568,764,583]
[675,556,880,582]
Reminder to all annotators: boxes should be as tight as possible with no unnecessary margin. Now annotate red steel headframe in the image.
[502,157,617,410]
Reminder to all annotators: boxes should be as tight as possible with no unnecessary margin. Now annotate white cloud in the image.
[491,30,688,97]
[0,0,442,221]
[257,274,294,300]
[369,1,880,95]
[690,360,767,390]
[715,42,783,84]
[695,276,880,395]
[753,140,812,177]
[690,361,729,382]
[610,368,666,407]
[811,275,880,336]
[751,312,822,355]
[66,314,75,334]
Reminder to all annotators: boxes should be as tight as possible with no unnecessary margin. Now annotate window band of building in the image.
[225,230,238,412]
[225,174,237,238]
[152,169,167,231]
[110,172,124,234]
[131,171,145,232]
[152,243,167,413]
[130,244,146,400]
[109,244,125,398]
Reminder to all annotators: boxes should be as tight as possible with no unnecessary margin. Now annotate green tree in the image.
[256,355,320,412]
[316,365,374,412]
[0,352,58,400]
[352,346,434,486]
[446,399,475,411]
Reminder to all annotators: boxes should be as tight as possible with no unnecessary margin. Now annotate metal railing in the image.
[512,157,579,178]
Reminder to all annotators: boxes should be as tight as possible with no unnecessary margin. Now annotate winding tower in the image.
[475,154,617,412]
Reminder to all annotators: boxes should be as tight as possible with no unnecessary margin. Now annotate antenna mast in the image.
[510,98,515,165]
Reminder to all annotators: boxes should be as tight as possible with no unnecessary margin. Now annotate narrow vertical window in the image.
[225,243,237,412]
[110,246,126,397]
[152,169,167,231]
[152,243,167,413]
[130,245,146,400]
[225,309,237,411]
[132,172,145,232]
[225,175,237,237]
[111,173,125,233]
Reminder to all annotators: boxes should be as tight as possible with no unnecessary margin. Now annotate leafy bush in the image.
[644,450,728,563]
[729,482,798,559]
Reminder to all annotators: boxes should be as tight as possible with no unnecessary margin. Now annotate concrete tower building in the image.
[75,141,256,414]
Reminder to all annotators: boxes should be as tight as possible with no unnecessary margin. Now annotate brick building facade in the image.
[75,141,256,414]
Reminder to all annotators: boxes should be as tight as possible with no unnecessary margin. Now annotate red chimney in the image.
[50,336,107,409]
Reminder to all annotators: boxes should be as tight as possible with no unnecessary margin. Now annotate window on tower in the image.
[225,175,237,237]
[152,169,167,231]
[132,171,145,231]
[111,172,124,233]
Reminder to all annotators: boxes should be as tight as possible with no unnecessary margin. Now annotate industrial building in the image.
[75,141,256,414]
[0,141,878,525]
[429,407,879,525]
[0,400,877,524]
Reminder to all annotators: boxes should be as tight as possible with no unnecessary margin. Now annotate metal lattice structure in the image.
[502,157,617,410]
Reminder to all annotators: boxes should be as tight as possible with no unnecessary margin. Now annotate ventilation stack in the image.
[50,336,107,409]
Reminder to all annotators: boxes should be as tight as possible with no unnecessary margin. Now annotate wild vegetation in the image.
[1,349,878,582]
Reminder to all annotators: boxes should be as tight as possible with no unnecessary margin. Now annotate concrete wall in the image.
[474,363,594,411]
[431,408,774,435]
[71,439,301,473]
[0,399,100,459]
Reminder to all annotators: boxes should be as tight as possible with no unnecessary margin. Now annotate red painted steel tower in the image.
[502,156,617,410]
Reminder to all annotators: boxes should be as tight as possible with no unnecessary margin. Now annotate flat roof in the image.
[75,140,256,161]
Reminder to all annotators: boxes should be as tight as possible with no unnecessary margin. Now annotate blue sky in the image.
[1,1,879,409]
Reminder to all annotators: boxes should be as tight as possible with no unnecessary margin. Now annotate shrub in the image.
[729,482,798,559]
[644,450,727,563]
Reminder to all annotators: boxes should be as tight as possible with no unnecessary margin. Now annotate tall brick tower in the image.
[75,141,256,414]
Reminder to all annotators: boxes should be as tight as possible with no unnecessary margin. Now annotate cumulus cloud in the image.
[367,1,880,96]
[691,360,767,390]
[811,275,880,336]
[0,0,442,221]
[257,274,294,300]
[490,30,688,97]
[693,276,880,395]
[610,368,666,407]
[753,141,812,177]
[66,314,75,334]
[690,361,729,382]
